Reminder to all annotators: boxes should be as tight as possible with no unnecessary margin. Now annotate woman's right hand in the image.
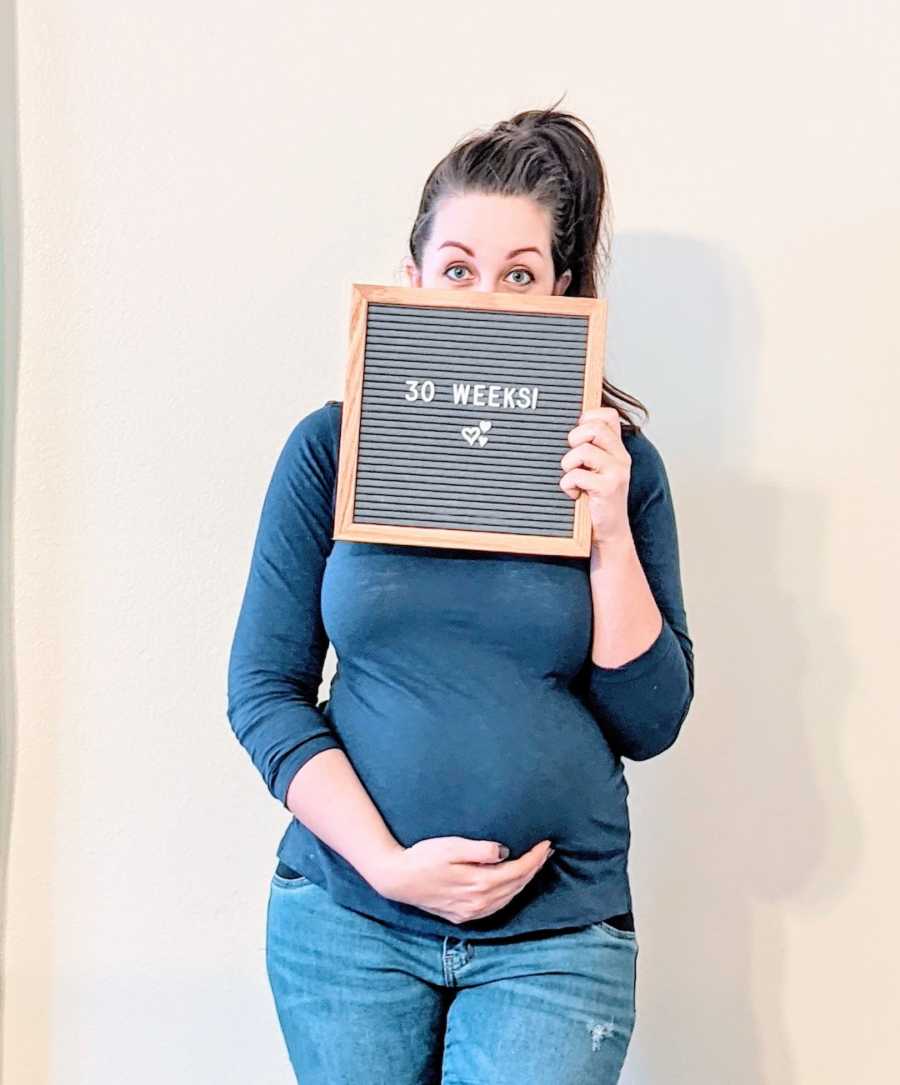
[370,836,555,924]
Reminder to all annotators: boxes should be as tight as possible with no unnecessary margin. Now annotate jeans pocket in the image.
[271,864,314,891]
[589,919,638,943]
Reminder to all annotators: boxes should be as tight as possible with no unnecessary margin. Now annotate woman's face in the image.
[403,192,572,297]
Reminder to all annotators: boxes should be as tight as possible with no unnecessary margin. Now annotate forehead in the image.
[429,192,551,256]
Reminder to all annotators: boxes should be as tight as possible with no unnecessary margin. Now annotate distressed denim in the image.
[266,869,638,1084]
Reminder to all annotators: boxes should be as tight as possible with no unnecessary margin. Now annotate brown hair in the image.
[405,95,649,433]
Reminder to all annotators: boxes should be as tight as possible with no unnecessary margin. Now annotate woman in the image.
[227,103,695,1084]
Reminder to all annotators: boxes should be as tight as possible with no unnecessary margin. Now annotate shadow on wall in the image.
[608,233,853,1085]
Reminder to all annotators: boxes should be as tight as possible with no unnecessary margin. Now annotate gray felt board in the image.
[354,302,589,537]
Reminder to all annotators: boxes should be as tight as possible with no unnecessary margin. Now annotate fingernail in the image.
[498,845,509,859]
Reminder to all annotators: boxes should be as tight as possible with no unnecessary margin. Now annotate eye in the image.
[507,268,535,286]
[444,264,470,282]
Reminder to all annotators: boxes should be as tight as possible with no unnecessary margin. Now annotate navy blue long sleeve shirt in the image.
[226,399,694,939]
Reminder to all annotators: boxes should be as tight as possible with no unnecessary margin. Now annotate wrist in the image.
[590,528,635,559]
[361,838,406,895]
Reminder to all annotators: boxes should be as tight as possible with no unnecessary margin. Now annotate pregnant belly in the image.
[325,680,629,861]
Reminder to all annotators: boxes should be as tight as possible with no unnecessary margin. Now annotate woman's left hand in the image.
[559,407,632,547]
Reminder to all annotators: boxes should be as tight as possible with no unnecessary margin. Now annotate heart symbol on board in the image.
[462,419,492,447]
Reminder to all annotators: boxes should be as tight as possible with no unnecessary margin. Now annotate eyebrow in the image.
[437,240,544,260]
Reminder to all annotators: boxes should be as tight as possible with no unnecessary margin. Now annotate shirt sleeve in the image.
[226,402,345,807]
[575,430,695,761]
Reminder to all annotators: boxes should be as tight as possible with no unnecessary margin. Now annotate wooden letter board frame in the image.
[333,283,607,557]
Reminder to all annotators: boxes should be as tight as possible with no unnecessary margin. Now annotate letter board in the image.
[333,283,607,556]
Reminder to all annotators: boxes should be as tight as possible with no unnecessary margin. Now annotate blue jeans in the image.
[266,869,639,1084]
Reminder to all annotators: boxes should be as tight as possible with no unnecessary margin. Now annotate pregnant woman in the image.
[227,101,695,1084]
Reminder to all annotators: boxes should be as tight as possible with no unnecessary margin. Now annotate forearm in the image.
[285,748,403,893]
[578,436,694,761]
[589,529,663,667]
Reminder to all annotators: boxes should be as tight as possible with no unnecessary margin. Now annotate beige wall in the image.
[3,2,897,1082]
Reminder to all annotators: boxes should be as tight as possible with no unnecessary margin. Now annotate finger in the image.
[520,847,554,889]
[567,420,619,451]
[579,406,622,432]
[459,839,511,864]
[560,465,621,498]
[483,841,549,888]
[560,442,608,475]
